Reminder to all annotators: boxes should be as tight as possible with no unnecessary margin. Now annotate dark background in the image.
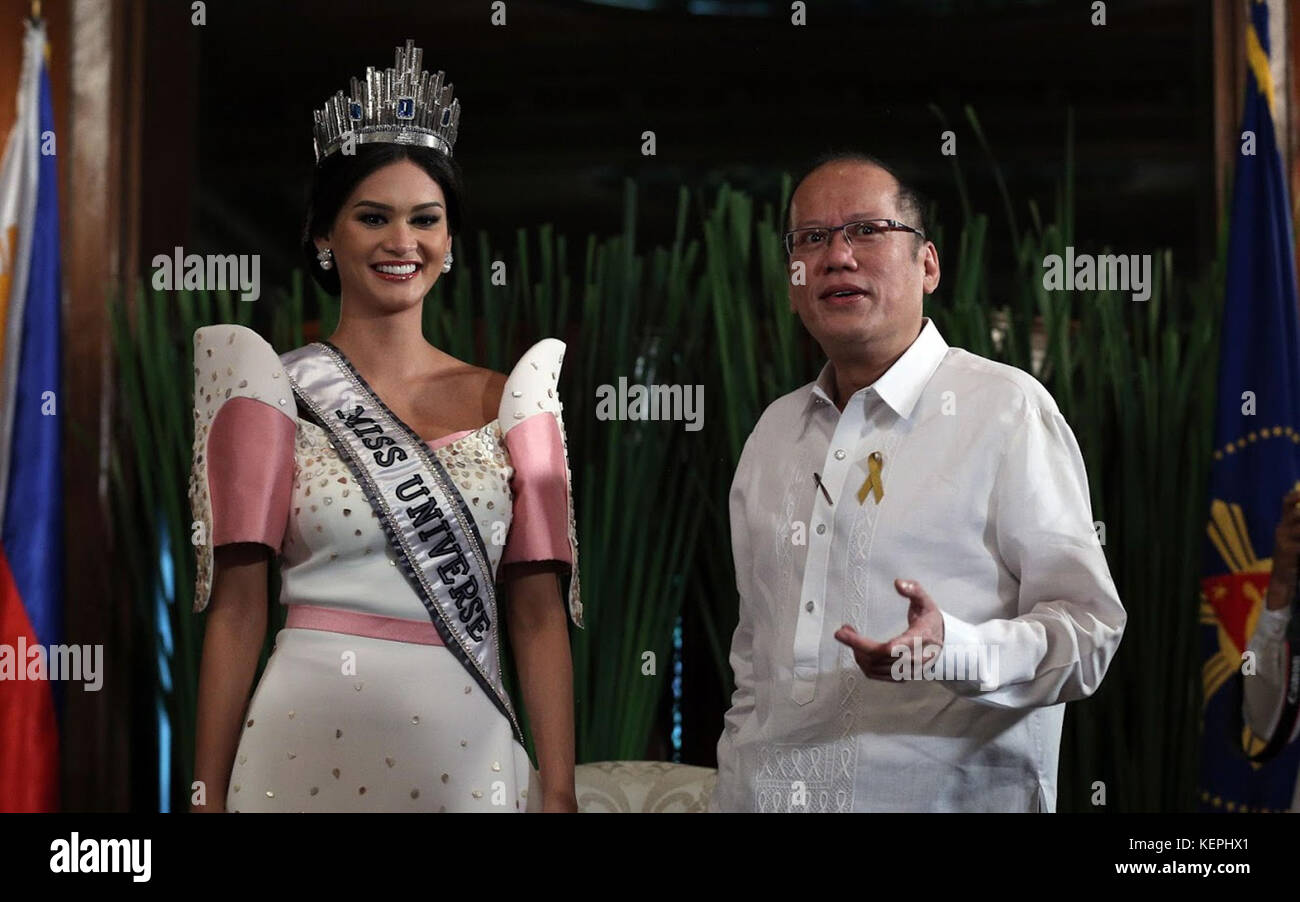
[143,0,1213,291]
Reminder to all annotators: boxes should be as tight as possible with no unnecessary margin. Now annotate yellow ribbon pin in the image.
[857,451,884,505]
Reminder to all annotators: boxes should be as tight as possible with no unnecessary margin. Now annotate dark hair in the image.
[783,151,930,253]
[301,143,466,296]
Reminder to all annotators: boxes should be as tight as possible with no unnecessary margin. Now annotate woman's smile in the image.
[370,260,422,281]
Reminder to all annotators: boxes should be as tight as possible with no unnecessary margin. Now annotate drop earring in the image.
[317,247,334,270]
[442,252,453,274]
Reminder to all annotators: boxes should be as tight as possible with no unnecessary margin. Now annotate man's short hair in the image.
[783,151,930,253]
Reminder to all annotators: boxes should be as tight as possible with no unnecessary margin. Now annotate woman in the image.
[188,41,580,812]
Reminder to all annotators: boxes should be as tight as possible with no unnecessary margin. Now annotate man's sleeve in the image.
[1244,606,1299,746]
[936,401,1127,708]
[711,432,758,811]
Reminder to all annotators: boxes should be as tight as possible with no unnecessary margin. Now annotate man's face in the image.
[786,162,940,355]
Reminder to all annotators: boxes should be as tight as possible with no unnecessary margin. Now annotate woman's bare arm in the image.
[504,562,577,812]
[189,542,270,812]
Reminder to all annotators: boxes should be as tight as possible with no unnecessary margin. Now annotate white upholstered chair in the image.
[573,761,716,813]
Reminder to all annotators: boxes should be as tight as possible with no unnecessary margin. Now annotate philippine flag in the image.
[0,17,63,812]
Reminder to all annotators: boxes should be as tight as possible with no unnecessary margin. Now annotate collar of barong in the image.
[279,340,523,746]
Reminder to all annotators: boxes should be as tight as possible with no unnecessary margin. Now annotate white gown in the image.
[187,324,581,812]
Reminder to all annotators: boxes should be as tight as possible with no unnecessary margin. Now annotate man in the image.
[710,153,1126,812]
[1242,486,1300,810]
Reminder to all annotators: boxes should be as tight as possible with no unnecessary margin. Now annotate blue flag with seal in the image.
[1198,0,1300,812]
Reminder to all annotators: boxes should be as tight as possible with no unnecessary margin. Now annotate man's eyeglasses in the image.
[784,219,925,257]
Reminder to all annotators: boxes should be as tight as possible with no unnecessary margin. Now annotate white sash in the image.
[280,341,522,743]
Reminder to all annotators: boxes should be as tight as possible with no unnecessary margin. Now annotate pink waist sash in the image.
[285,603,445,646]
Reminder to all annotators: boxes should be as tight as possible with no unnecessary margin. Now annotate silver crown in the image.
[311,39,461,164]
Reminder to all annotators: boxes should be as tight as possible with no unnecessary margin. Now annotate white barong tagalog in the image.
[711,317,1126,812]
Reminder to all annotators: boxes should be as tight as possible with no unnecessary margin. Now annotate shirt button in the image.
[834,449,846,460]
[816,523,826,535]
[806,600,815,613]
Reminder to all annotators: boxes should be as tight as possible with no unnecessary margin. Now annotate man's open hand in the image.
[834,579,945,680]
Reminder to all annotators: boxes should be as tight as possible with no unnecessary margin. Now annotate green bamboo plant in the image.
[689,180,814,681]
[111,112,1223,810]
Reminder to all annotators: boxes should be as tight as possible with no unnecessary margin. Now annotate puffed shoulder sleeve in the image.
[188,324,297,613]
[498,338,582,628]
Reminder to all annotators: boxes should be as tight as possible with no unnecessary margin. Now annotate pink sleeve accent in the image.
[501,413,573,567]
[208,396,295,552]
